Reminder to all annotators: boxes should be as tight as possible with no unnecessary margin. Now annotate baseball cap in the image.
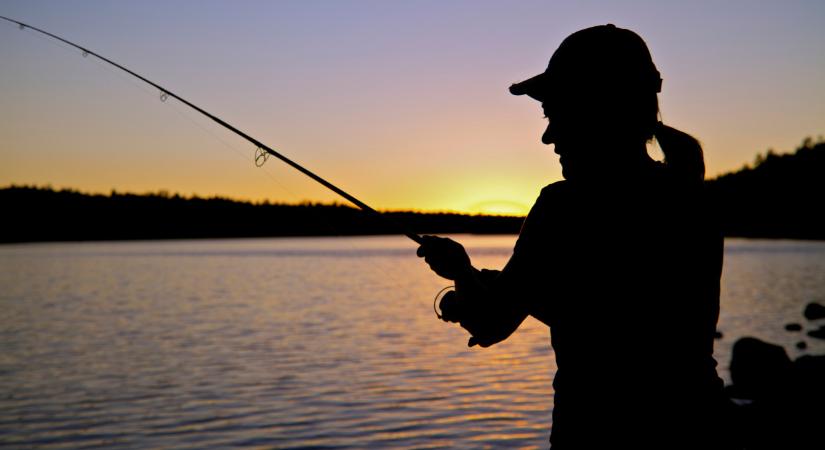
[509,24,662,102]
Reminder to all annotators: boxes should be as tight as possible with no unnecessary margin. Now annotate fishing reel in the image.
[433,286,462,323]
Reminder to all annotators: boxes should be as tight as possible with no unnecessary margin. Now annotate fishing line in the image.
[14,22,157,101]
[1,15,423,245]
[152,78,445,317]
[159,92,446,307]
[150,79,385,241]
[19,24,285,198]
[152,86,370,239]
[2,17,362,227]
[2,15,456,321]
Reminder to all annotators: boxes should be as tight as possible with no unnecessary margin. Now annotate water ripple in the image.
[2,237,824,448]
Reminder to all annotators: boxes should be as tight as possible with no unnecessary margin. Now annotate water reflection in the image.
[0,236,823,448]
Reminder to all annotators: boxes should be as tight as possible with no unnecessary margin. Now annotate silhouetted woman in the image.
[417,25,732,449]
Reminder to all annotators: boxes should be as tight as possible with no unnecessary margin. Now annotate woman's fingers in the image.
[416,235,470,280]
[459,307,506,348]
[416,235,439,257]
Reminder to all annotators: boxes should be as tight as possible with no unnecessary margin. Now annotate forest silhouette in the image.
[707,137,825,240]
[0,187,522,243]
[2,137,823,244]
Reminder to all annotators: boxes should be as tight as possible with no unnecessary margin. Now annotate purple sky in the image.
[2,0,823,213]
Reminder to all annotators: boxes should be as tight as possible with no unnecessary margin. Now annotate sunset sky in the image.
[2,0,823,214]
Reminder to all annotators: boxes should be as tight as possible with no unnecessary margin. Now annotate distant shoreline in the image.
[3,137,823,243]
[1,181,823,244]
[0,186,524,244]
[0,233,522,247]
[4,235,825,248]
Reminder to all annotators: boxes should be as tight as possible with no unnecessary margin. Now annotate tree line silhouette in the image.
[1,137,822,243]
[0,187,523,243]
[706,136,825,240]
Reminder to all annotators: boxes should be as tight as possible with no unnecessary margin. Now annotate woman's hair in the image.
[654,122,706,184]
[625,87,705,184]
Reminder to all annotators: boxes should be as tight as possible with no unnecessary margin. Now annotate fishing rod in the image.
[1,15,424,245]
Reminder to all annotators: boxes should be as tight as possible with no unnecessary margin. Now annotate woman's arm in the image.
[417,236,530,347]
[417,184,559,346]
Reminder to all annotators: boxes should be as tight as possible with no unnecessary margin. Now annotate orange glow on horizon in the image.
[1,2,823,214]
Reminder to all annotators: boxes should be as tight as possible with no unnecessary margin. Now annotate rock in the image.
[803,302,825,320]
[792,354,825,403]
[784,323,802,332]
[728,341,825,449]
[729,337,793,399]
[795,341,807,350]
[806,325,825,340]
[794,354,825,385]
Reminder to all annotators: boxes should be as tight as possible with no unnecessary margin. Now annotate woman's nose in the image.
[542,123,555,145]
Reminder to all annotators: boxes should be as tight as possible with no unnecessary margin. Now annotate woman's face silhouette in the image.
[541,97,646,181]
[542,102,586,180]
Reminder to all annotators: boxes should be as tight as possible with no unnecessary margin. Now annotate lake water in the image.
[2,236,824,449]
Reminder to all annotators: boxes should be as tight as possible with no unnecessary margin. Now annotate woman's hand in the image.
[440,289,520,348]
[418,236,525,348]
[416,235,472,281]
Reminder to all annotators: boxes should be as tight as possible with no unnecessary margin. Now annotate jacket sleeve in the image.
[452,184,560,344]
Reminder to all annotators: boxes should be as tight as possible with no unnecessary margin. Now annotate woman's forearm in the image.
[452,267,528,347]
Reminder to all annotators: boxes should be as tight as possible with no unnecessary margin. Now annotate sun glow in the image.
[467,200,529,216]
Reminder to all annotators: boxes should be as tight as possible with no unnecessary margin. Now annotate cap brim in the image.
[509,72,548,101]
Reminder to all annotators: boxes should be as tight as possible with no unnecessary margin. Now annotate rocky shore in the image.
[724,302,825,449]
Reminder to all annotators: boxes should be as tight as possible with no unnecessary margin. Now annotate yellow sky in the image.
[2,1,823,215]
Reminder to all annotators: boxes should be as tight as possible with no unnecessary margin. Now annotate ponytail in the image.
[654,122,705,184]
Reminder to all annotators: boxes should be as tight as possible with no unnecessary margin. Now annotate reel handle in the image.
[433,287,461,322]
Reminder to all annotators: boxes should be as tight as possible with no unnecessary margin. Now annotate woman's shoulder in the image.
[526,181,571,217]
[538,180,572,200]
